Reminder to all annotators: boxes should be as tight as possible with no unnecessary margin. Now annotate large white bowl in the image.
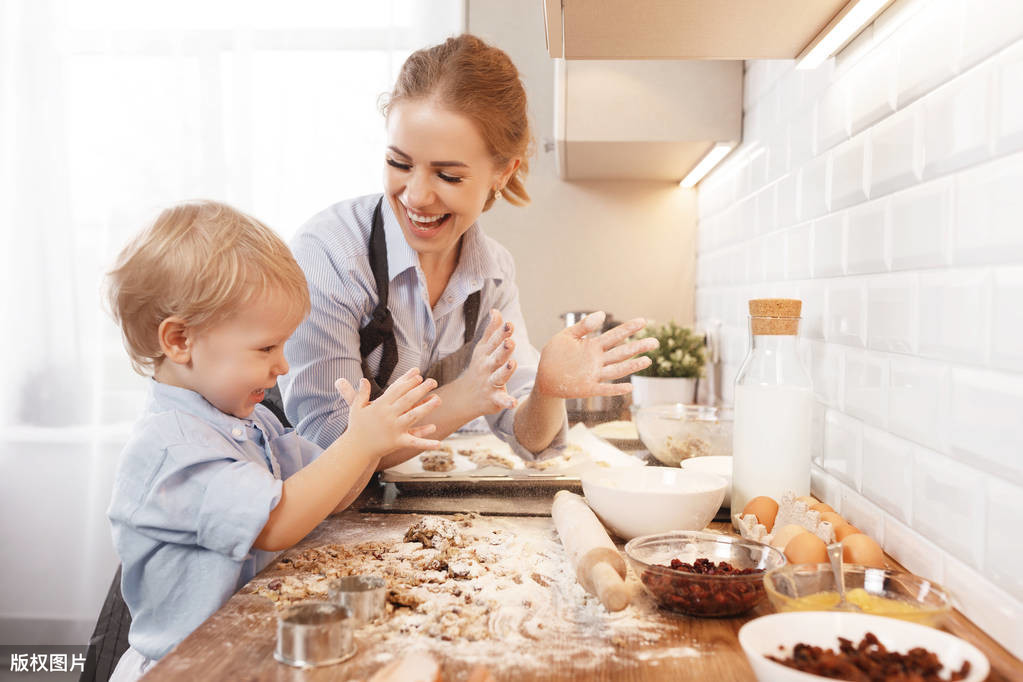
[680,455,732,508]
[739,611,989,682]
[581,467,726,540]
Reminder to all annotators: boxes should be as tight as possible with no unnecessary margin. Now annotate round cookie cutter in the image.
[328,575,387,627]
[274,600,357,668]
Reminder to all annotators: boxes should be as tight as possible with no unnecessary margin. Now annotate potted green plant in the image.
[630,322,706,405]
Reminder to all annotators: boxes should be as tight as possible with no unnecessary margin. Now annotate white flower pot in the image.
[630,375,698,406]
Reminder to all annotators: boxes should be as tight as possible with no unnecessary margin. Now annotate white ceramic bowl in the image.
[581,467,726,540]
[739,612,989,682]
[679,455,732,508]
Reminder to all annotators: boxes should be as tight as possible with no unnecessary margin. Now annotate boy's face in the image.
[185,288,303,419]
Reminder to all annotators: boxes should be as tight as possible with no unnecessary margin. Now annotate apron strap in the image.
[358,198,400,395]
[463,290,481,345]
[358,196,485,398]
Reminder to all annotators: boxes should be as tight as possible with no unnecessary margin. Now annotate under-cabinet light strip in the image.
[679,142,736,188]
[797,0,892,70]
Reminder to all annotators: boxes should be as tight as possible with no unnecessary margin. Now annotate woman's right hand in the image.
[336,368,441,457]
[453,308,518,415]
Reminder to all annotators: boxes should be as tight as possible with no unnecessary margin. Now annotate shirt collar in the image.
[146,378,253,433]
[453,222,502,289]
[381,195,503,286]
[381,197,419,282]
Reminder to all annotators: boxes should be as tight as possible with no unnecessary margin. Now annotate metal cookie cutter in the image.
[328,575,387,627]
[274,601,357,668]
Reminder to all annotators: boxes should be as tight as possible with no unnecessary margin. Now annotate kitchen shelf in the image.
[543,0,852,60]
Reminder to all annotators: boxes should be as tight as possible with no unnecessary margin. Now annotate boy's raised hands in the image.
[335,368,442,457]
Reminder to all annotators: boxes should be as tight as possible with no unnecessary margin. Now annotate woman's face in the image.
[384,99,516,262]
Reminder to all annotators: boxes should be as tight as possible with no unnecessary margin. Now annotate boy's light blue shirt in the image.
[107,380,322,661]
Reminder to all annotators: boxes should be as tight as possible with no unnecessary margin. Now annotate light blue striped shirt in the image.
[107,380,321,660]
[281,193,566,459]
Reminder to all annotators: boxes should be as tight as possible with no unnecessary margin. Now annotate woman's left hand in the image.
[535,312,659,398]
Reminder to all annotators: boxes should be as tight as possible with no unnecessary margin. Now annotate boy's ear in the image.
[158,317,192,364]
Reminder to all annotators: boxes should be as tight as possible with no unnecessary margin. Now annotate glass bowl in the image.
[625,530,786,617]
[630,403,733,466]
[764,563,953,627]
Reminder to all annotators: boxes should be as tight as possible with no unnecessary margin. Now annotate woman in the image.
[280,34,656,479]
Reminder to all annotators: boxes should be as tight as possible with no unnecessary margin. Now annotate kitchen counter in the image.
[143,480,1023,681]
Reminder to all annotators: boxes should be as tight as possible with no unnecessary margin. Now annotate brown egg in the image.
[834,523,862,542]
[819,511,845,527]
[770,524,809,551]
[742,496,779,532]
[795,495,820,506]
[810,502,835,514]
[784,532,828,565]
[842,533,885,569]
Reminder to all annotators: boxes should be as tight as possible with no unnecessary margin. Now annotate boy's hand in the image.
[335,368,441,457]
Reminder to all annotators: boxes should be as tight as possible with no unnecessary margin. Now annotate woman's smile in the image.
[402,203,452,236]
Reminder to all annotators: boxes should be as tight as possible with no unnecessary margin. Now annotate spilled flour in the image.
[246,514,709,672]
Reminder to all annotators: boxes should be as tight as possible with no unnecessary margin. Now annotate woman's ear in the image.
[158,317,192,365]
[496,157,521,189]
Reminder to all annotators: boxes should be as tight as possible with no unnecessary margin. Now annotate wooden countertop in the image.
[144,482,1023,681]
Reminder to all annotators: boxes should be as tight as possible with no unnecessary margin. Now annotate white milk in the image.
[731,383,812,517]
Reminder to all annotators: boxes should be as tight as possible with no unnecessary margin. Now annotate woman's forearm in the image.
[330,459,378,514]
[512,388,565,454]
[254,433,377,551]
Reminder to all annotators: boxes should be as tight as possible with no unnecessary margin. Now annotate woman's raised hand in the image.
[535,312,658,398]
[455,308,518,414]
[335,368,441,455]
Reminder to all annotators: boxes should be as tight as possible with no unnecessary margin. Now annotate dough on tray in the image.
[420,450,456,472]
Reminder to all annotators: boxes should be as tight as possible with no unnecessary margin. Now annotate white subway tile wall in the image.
[696,0,1023,656]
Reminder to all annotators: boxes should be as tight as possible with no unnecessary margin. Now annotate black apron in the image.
[359,198,481,399]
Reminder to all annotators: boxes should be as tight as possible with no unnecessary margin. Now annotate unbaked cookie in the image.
[420,450,456,472]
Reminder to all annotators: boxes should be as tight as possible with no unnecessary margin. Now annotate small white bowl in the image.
[581,467,726,540]
[680,455,732,508]
[738,611,989,682]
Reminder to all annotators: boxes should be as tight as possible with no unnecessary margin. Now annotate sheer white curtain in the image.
[0,0,464,645]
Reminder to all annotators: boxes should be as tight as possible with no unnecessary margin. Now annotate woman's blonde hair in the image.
[106,200,310,375]
[382,33,533,211]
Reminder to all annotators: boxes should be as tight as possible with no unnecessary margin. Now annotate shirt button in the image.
[231,427,244,439]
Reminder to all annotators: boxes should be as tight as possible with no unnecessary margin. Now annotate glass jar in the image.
[731,299,813,521]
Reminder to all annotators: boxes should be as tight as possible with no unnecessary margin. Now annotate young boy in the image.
[104,201,441,681]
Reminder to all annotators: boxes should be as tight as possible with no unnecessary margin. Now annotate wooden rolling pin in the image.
[551,490,629,612]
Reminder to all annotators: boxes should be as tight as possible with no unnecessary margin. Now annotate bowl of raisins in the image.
[625,530,786,617]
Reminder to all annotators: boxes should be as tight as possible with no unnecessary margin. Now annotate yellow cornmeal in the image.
[781,588,938,624]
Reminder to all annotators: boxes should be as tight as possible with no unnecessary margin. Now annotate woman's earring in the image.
[493,187,503,201]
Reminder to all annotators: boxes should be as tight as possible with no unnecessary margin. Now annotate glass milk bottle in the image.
[731,298,813,522]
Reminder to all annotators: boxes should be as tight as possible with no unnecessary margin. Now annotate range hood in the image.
[553,59,742,181]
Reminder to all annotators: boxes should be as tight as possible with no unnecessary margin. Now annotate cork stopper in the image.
[749,298,802,335]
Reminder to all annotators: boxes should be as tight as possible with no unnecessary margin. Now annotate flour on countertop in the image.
[248,514,708,671]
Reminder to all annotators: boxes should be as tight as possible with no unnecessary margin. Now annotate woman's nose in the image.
[403,170,434,208]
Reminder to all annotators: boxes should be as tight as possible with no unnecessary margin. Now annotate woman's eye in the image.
[260,345,275,353]
[386,158,411,171]
[438,172,463,184]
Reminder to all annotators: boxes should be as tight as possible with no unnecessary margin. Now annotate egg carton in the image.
[733,491,835,546]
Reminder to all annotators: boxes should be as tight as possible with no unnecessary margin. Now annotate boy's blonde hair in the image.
[107,200,310,375]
